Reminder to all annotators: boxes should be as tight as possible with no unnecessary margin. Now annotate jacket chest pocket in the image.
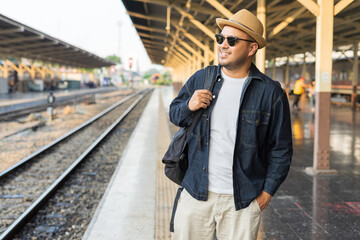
[240,111,270,147]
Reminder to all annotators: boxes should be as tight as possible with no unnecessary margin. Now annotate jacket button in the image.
[212,95,216,98]
[203,168,206,171]
[217,78,221,82]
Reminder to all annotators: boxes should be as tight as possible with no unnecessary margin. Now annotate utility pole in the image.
[118,21,122,59]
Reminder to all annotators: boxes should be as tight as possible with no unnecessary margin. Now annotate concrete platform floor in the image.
[83,86,360,240]
[265,106,360,239]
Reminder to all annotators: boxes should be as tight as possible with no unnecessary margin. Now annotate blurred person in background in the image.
[292,76,306,111]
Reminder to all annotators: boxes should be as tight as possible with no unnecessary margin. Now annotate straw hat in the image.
[216,9,266,49]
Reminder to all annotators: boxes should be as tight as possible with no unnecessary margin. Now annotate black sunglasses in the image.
[215,34,254,47]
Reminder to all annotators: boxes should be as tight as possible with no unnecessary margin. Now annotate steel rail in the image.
[0,99,93,121]
[0,89,152,240]
[0,89,145,179]
[0,88,120,121]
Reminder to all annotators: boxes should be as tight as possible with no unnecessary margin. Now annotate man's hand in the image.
[188,89,213,111]
[256,191,272,211]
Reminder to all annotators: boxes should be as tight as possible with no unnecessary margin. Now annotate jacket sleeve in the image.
[169,71,201,127]
[263,89,293,196]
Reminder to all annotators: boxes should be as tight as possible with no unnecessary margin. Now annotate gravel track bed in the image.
[0,90,147,236]
[12,90,152,240]
[0,88,135,173]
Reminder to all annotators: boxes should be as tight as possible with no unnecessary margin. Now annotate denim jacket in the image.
[169,64,293,210]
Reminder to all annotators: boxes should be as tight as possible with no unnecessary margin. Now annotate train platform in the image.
[82,86,360,240]
[0,87,119,113]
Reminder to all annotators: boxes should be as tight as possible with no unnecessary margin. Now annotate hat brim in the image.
[216,18,266,49]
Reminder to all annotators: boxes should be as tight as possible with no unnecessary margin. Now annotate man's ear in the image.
[249,43,259,57]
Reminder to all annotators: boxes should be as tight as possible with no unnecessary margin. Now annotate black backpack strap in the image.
[170,66,218,232]
[169,187,183,232]
[184,65,217,145]
[203,65,217,91]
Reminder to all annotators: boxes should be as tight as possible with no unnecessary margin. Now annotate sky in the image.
[0,0,160,72]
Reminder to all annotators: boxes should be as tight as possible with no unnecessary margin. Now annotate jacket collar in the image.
[248,63,265,81]
[216,63,265,81]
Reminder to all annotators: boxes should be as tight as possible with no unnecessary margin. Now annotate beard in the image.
[219,52,248,70]
[220,57,247,70]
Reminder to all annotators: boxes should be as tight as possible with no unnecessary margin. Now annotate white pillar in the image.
[352,42,358,109]
[307,0,337,174]
[256,0,266,73]
[214,29,219,65]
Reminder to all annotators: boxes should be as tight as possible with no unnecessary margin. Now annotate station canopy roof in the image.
[122,0,360,65]
[0,14,114,68]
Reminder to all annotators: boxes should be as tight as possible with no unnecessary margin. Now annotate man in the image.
[292,76,306,111]
[169,9,293,240]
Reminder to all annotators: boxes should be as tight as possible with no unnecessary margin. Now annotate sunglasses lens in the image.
[215,35,224,44]
[227,37,236,46]
[216,34,237,46]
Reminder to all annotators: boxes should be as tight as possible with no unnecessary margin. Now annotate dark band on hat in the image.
[228,19,254,32]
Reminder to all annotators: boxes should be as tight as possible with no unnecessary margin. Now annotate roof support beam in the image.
[268,8,307,38]
[170,52,186,64]
[166,6,171,34]
[10,41,59,50]
[138,32,166,41]
[26,46,69,54]
[132,0,220,16]
[268,0,283,8]
[127,11,167,23]
[297,0,320,17]
[172,49,189,62]
[141,38,164,45]
[339,50,353,64]
[334,0,354,16]
[180,29,214,58]
[33,48,73,56]
[0,36,43,45]
[0,27,24,35]
[173,6,215,39]
[132,0,169,5]
[205,0,233,18]
[165,0,191,64]
[177,39,204,61]
[21,64,36,79]
[144,44,165,50]
[175,45,192,60]
[133,24,167,34]
[4,59,19,72]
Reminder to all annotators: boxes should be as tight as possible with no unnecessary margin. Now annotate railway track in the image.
[0,88,152,239]
[0,88,132,121]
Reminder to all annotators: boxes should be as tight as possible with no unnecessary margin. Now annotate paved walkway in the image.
[82,86,360,239]
[265,106,360,239]
[82,87,178,240]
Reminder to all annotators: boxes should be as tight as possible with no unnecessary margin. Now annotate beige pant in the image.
[172,190,261,240]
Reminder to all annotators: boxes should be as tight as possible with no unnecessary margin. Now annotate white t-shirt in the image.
[208,70,247,194]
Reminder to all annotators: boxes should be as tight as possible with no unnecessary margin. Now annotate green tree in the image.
[106,54,122,64]
[143,73,152,80]
[143,68,159,80]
